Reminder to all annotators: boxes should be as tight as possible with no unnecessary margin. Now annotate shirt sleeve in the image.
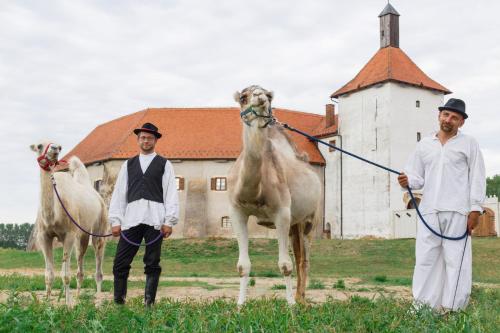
[108,162,128,227]
[162,161,179,227]
[403,143,425,190]
[468,139,486,212]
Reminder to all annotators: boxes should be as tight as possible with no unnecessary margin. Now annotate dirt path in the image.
[0,275,412,305]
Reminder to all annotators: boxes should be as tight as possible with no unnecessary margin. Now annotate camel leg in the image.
[291,224,307,304]
[92,236,105,293]
[231,208,251,306]
[39,234,55,299]
[61,235,75,305]
[75,234,89,298]
[275,208,295,305]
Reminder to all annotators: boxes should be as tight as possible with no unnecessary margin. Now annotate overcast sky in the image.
[1,0,499,223]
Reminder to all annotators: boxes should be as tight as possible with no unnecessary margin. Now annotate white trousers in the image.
[412,212,472,311]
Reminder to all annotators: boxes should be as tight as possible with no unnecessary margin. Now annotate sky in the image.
[1,0,499,223]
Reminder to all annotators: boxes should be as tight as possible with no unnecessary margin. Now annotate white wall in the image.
[329,82,445,238]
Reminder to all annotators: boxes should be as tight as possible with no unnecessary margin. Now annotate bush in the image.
[249,278,256,287]
[308,279,325,289]
[333,279,346,290]
[270,284,286,290]
[374,275,387,283]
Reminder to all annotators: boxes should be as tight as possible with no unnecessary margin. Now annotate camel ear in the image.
[266,91,274,102]
[233,91,241,103]
[30,144,38,152]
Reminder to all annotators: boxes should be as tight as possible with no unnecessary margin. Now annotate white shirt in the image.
[404,131,486,215]
[108,152,179,230]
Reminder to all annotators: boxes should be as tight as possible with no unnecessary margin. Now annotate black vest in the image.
[127,155,166,204]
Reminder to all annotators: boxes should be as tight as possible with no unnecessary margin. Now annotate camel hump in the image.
[69,156,91,186]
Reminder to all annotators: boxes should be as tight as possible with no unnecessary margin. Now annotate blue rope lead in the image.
[280,122,467,241]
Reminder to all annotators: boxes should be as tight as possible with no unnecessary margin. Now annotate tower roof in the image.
[331,46,451,98]
[379,3,400,17]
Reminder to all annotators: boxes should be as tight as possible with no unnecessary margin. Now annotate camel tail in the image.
[69,156,91,186]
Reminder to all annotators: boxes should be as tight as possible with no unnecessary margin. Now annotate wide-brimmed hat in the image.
[438,98,468,119]
[133,122,162,138]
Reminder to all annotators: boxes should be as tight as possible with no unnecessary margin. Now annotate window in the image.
[175,177,185,191]
[416,100,420,108]
[94,179,102,192]
[221,216,231,228]
[417,132,421,142]
[329,140,336,152]
[211,177,227,191]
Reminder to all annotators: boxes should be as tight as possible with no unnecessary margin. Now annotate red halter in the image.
[37,143,66,171]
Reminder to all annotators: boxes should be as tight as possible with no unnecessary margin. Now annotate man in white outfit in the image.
[109,122,179,306]
[398,98,486,312]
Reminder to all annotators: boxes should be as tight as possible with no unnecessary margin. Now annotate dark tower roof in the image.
[379,3,400,17]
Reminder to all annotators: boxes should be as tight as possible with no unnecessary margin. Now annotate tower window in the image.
[417,132,421,142]
[221,216,231,228]
[329,140,336,152]
[416,100,420,108]
[94,179,102,192]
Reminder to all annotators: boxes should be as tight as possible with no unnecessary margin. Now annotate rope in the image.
[51,175,163,247]
[278,122,467,241]
[451,235,469,310]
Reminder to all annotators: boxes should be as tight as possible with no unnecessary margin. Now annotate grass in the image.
[0,274,220,292]
[1,238,499,284]
[1,287,498,332]
[333,279,346,290]
[308,279,325,289]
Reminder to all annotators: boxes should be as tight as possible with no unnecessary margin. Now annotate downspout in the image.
[331,96,343,239]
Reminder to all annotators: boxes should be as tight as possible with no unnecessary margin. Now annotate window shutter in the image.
[179,177,185,190]
[211,178,216,190]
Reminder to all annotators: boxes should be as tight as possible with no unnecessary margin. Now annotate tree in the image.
[486,175,500,198]
[0,223,34,249]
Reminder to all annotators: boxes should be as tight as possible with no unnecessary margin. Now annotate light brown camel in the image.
[228,85,321,306]
[30,142,108,304]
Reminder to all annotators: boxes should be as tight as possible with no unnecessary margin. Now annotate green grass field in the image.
[1,238,499,283]
[1,238,499,332]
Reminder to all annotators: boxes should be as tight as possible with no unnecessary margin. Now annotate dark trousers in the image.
[113,224,163,279]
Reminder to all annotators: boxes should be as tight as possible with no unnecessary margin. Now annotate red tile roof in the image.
[312,114,339,138]
[63,108,328,166]
[331,47,451,98]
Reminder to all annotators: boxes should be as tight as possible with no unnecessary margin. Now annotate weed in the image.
[333,279,346,290]
[308,279,325,289]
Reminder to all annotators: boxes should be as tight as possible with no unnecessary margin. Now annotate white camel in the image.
[228,85,321,306]
[30,142,108,304]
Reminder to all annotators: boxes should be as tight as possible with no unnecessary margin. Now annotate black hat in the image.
[438,98,467,119]
[133,122,162,138]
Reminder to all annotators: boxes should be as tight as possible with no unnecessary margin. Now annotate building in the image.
[64,107,335,239]
[63,4,497,239]
[320,3,454,238]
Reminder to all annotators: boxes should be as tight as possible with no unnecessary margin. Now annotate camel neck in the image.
[39,170,55,220]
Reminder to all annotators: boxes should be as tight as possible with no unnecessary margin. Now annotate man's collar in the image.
[139,152,157,158]
[433,130,462,141]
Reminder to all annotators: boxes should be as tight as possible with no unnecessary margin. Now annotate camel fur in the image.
[30,142,108,304]
[228,85,321,306]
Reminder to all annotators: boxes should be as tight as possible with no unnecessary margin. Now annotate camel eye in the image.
[240,95,247,103]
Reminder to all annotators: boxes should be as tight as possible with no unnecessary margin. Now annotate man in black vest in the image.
[108,122,179,306]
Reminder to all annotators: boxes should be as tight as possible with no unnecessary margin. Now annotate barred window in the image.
[94,179,102,192]
[221,216,231,228]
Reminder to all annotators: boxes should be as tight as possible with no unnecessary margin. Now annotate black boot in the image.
[144,274,160,307]
[114,278,128,304]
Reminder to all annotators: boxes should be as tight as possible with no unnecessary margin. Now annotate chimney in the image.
[325,104,335,127]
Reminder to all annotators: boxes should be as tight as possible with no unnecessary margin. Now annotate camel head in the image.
[234,85,274,127]
[30,141,63,171]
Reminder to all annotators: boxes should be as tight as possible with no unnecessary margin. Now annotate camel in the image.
[228,85,321,306]
[30,142,108,304]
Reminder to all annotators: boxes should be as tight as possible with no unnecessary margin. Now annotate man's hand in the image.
[161,225,173,239]
[398,172,409,188]
[112,225,121,237]
[467,211,481,235]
